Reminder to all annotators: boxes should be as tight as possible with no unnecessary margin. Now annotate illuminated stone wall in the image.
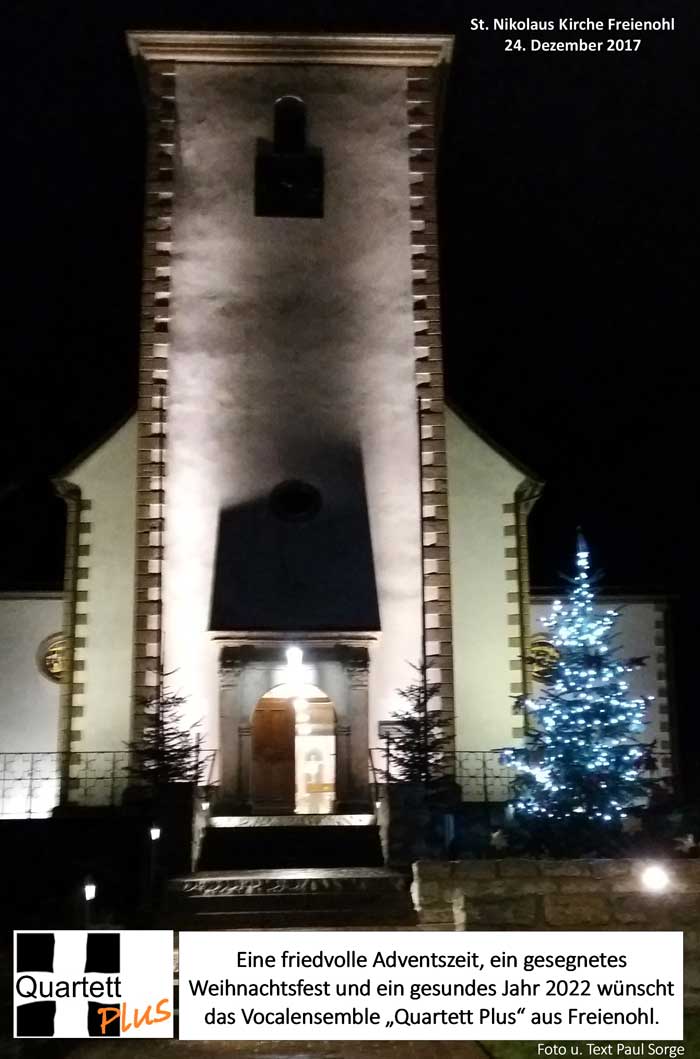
[61,418,138,750]
[413,858,700,1005]
[164,63,424,742]
[447,409,535,754]
[0,594,63,752]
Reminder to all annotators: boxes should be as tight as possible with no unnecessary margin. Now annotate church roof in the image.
[127,32,453,69]
[447,399,544,488]
[51,411,135,482]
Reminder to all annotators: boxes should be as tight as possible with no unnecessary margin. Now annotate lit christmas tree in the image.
[502,535,655,848]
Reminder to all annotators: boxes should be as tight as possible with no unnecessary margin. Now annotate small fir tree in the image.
[385,663,452,785]
[126,690,209,790]
[502,535,654,849]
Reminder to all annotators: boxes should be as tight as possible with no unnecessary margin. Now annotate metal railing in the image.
[0,749,219,819]
[452,750,516,803]
[369,746,514,805]
[0,751,132,818]
[3,742,663,820]
[368,744,665,809]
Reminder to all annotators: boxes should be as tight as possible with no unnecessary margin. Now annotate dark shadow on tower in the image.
[255,95,324,218]
[209,447,380,633]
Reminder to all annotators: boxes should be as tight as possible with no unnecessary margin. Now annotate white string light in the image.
[503,542,652,823]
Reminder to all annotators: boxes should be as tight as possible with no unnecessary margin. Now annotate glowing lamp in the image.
[640,864,671,894]
[150,825,161,842]
[286,646,303,669]
[284,645,307,698]
[83,877,97,902]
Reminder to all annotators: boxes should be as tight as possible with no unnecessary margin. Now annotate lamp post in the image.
[83,876,96,928]
[149,824,161,916]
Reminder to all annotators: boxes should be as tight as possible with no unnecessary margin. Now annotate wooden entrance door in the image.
[251,698,295,812]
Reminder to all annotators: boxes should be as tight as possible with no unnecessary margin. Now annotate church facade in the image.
[40,32,544,814]
[1,33,589,819]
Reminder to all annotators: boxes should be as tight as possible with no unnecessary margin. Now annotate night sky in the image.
[1,4,697,784]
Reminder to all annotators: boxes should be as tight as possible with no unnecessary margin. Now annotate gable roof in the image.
[447,399,543,487]
[51,409,136,482]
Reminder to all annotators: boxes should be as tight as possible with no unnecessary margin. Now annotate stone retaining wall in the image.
[413,858,700,1006]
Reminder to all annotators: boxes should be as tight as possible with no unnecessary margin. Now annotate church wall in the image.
[531,596,675,779]
[66,418,138,749]
[446,409,528,751]
[164,64,424,745]
[0,594,63,752]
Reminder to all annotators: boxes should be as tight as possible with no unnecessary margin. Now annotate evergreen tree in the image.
[385,663,452,785]
[502,535,654,845]
[126,690,209,790]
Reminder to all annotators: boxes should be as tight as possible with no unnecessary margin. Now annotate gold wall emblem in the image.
[38,633,69,683]
[529,635,560,682]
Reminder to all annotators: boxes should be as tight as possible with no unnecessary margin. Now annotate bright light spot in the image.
[286,646,303,669]
[640,864,671,893]
[284,645,307,698]
[84,878,96,902]
[150,825,161,842]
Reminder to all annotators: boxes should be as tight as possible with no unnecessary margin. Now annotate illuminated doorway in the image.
[251,683,336,814]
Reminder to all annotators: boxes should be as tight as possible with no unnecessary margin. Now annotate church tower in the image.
[1,31,671,825]
[127,32,455,811]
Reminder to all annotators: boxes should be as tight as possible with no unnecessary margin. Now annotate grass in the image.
[480,1010,699,1057]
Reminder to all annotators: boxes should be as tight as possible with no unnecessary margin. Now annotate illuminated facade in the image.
[129,32,456,812]
[1,33,546,813]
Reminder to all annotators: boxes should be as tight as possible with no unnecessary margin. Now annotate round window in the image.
[37,633,69,684]
[269,480,322,523]
[529,636,561,682]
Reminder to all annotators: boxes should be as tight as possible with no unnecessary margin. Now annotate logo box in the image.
[14,930,174,1039]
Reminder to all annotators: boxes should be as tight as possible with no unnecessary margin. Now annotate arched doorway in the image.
[251,683,336,814]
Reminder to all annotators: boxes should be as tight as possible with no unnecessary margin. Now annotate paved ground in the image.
[64,1041,488,1058]
[183,868,396,879]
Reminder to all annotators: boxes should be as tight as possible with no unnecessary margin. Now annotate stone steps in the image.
[197,817,384,871]
[166,866,416,930]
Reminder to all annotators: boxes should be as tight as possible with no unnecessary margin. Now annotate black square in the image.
[88,1000,121,1037]
[16,933,54,973]
[16,1000,56,1037]
[85,932,120,973]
